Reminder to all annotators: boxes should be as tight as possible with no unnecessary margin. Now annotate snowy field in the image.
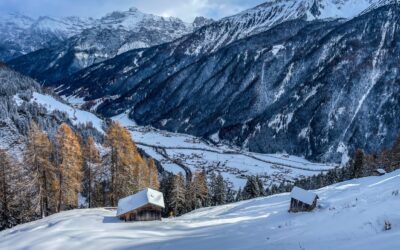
[115,114,337,188]
[28,93,337,188]
[1,170,399,250]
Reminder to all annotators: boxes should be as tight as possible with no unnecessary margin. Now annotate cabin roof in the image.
[290,187,318,206]
[375,168,387,174]
[116,188,165,216]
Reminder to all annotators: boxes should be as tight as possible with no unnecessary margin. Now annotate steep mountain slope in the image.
[8,0,390,84]
[179,0,392,56]
[1,63,334,187]
[55,4,400,163]
[24,90,336,188]
[6,8,212,83]
[0,64,102,159]
[1,171,399,250]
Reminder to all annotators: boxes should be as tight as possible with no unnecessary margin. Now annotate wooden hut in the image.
[373,168,386,176]
[116,188,165,221]
[289,187,318,213]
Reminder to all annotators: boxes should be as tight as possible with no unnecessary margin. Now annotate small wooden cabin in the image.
[373,168,387,176]
[116,188,165,221]
[289,187,318,213]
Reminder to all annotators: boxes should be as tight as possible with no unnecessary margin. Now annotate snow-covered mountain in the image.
[43,4,400,164]
[169,0,393,56]
[8,0,390,84]
[0,12,94,61]
[1,170,399,249]
[4,8,212,82]
[7,1,400,164]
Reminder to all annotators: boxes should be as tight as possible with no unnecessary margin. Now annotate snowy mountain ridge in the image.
[181,0,393,55]
[6,0,390,83]
[48,4,400,164]
[0,7,211,62]
[4,8,213,82]
[1,170,399,249]
[0,12,94,61]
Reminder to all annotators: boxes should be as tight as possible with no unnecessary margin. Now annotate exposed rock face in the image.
[5,9,212,83]
[51,5,400,163]
[9,0,391,84]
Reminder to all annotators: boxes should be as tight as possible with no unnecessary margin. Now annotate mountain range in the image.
[5,0,400,164]
[1,8,212,80]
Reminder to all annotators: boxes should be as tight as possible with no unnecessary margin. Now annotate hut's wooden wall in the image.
[289,198,317,213]
[120,204,162,221]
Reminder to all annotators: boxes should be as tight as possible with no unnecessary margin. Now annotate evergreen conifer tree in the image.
[170,173,186,216]
[82,137,101,208]
[242,176,260,200]
[214,173,226,205]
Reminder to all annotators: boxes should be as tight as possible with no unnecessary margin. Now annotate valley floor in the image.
[1,171,399,250]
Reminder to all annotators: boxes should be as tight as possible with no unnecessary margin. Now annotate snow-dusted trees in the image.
[236,187,243,202]
[242,176,261,200]
[352,149,364,178]
[148,159,160,191]
[184,170,209,211]
[170,173,186,216]
[24,122,56,217]
[82,137,101,208]
[389,137,400,171]
[105,122,147,206]
[193,171,209,208]
[160,172,174,216]
[209,172,227,206]
[0,150,18,230]
[55,123,83,211]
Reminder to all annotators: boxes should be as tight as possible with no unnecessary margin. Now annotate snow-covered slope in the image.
[55,4,400,163]
[0,64,104,161]
[177,0,392,55]
[119,120,336,188]
[9,0,391,83]
[1,171,399,250]
[6,8,212,82]
[21,90,336,188]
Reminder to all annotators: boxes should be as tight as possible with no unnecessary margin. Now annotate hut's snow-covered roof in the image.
[116,188,165,216]
[375,169,387,175]
[290,187,318,205]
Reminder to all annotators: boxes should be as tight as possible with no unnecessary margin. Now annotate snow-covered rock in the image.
[51,4,400,163]
[5,8,212,82]
[0,12,94,61]
[1,170,399,250]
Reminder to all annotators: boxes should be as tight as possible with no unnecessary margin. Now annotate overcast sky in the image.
[0,0,267,22]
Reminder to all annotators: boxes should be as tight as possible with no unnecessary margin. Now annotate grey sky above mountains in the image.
[0,0,266,22]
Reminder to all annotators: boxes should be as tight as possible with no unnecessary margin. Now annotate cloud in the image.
[0,0,266,22]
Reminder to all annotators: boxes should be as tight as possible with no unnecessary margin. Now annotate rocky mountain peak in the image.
[193,16,214,28]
